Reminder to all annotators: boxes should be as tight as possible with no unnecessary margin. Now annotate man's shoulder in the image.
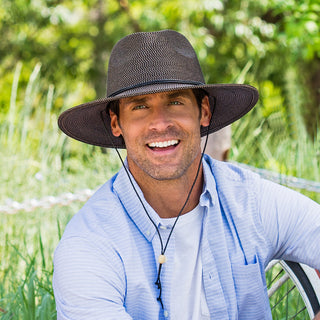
[60,172,130,241]
[204,154,260,185]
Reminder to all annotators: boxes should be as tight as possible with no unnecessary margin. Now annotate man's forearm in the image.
[314,311,320,320]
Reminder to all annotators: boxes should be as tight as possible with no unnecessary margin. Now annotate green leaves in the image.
[1,0,319,130]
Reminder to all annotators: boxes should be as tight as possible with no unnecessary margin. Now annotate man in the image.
[53,30,320,319]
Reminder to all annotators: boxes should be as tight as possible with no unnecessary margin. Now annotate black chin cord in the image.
[100,100,214,309]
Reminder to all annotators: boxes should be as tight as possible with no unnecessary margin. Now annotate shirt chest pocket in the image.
[231,256,271,319]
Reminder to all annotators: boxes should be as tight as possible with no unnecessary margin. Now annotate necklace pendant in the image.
[158,254,167,264]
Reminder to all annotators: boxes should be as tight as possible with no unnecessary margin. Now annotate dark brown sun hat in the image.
[58,29,259,149]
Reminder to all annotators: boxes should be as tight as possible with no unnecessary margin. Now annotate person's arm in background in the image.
[201,126,231,161]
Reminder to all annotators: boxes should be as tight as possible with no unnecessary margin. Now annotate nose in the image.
[148,105,173,131]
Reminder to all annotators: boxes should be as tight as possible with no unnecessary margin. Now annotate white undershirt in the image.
[160,205,210,319]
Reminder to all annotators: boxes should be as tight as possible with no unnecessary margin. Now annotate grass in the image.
[1,206,75,319]
[230,79,320,203]
[0,63,122,319]
[0,63,319,319]
[266,262,310,320]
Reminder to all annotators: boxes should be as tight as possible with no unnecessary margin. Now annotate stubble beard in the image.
[127,133,202,182]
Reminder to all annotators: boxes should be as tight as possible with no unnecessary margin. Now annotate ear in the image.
[200,95,212,127]
[109,109,123,137]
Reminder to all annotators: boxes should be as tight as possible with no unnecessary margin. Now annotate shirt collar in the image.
[113,160,162,242]
[113,155,217,242]
[199,154,216,209]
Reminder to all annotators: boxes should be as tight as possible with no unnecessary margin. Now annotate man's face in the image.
[109,89,211,183]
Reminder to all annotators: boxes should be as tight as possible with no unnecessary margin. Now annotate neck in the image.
[129,157,204,219]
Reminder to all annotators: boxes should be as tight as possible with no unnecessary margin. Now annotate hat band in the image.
[108,79,205,97]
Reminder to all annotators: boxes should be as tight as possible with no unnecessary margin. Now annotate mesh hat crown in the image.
[58,29,259,148]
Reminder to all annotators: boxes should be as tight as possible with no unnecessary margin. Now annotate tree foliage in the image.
[0,0,319,135]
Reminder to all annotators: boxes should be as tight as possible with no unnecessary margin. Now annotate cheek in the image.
[181,114,202,133]
[118,123,141,145]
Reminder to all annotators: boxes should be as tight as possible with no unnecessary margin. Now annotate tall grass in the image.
[0,62,122,203]
[231,78,320,203]
[0,63,319,319]
[0,63,121,319]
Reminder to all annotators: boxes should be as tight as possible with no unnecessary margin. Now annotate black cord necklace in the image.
[100,103,213,309]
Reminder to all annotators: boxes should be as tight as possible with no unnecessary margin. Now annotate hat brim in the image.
[58,83,258,149]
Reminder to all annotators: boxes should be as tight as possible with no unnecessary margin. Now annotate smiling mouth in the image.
[147,139,179,149]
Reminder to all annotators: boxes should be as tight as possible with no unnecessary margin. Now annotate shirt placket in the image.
[201,209,229,319]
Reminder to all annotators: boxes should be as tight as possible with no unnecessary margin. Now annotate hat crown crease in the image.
[107,30,205,97]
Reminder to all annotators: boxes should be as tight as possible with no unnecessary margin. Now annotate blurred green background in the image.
[0,0,319,318]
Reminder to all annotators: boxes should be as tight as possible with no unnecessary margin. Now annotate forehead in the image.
[119,89,196,105]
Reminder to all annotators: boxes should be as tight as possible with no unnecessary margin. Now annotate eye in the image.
[133,105,147,110]
[170,101,182,105]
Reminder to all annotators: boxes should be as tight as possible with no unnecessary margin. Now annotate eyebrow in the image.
[123,96,149,105]
[166,90,193,100]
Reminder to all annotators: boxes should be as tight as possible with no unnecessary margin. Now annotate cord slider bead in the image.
[158,254,167,264]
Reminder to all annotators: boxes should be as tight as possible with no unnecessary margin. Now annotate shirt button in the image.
[164,310,169,318]
[146,230,151,236]
[159,225,167,230]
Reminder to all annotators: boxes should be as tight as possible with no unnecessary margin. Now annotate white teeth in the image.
[148,140,178,148]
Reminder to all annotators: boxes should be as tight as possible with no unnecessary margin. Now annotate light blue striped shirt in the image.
[53,155,320,319]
